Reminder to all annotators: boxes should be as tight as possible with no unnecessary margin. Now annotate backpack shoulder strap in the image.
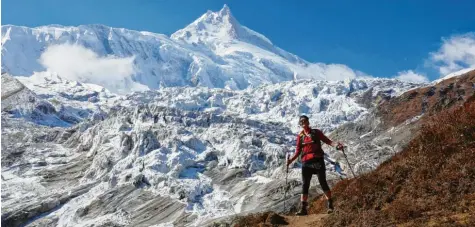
[310,129,319,143]
[300,129,318,145]
[299,130,305,149]
[301,129,327,161]
[298,131,305,160]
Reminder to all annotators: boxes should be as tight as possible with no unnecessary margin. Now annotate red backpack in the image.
[298,129,319,159]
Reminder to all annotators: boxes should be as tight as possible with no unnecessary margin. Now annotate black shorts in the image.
[301,158,330,194]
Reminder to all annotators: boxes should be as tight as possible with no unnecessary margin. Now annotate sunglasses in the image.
[299,119,308,125]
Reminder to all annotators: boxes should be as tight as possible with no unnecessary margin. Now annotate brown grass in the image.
[378,70,475,129]
[319,95,475,227]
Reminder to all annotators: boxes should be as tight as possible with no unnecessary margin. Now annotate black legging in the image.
[301,158,330,194]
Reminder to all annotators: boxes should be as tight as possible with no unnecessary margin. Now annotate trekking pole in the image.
[284,152,289,212]
[340,145,356,178]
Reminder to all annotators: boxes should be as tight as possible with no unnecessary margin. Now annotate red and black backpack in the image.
[298,129,319,159]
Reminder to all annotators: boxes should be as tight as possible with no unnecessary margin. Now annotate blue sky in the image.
[3,0,475,81]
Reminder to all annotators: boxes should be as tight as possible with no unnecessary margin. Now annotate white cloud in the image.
[395,70,429,83]
[429,32,475,76]
[297,63,371,81]
[38,43,146,94]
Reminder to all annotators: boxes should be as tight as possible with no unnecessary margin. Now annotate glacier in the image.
[1,71,424,227]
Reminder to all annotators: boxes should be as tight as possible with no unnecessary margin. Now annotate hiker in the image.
[286,115,344,215]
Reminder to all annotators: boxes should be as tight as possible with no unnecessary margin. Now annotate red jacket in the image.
[294,128,333,162]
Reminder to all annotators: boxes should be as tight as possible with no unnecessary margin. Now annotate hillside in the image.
[319,90,475,227]
[229,70,475,227]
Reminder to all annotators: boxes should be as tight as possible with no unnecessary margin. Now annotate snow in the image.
[1,72,25,99]
[432,67,475,84]
[1,172,49,208]
[120,78,419,133]
[149,223,175,227]
[1,74,421,226]
[3,73,416,226]
[234,195,247,213]
[190,186,236,225]
[54,184,114,227]
[4,5,375,94]
[246,175,274,184]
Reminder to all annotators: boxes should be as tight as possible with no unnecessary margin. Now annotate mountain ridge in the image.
[2,5,370,94]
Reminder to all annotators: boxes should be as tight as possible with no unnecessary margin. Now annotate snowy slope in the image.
[2,73,106,127]
[2,5,367,94]
[1,71,423,227]
[11,65,474,227]
[15,71,119,113]
[431,67,475,84]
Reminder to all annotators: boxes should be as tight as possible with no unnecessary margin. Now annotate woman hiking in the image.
[286,115,344,215]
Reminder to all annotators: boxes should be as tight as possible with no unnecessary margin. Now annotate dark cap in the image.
[299,115,309,121]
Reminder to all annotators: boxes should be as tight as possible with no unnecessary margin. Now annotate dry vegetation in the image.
[378,70,475,129]
[233,95,475,227]
[230,71,475,226]
[320,95,475,226]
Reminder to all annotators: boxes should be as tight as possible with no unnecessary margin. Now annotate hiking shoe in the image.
[326,199,334,213]
[295,202,308,216]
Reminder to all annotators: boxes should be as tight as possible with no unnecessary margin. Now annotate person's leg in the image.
[316,162,333,212]
[301,167,312,201]
[297,166,312,215]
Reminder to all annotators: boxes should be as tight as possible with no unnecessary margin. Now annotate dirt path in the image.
[223,205,331,226]
[282,214,328,227]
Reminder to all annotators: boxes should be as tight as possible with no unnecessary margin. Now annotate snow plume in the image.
[395,70,429,83]
[429,32,475,76]
[39,43,146,94]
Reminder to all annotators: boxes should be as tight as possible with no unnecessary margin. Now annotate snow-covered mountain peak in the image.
[172,4,243,42]
[170,4,291,64]
[3,5,375,95]
[219,4,232,15]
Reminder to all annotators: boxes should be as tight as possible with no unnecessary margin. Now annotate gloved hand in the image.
[336,142,344,151]
[286,159,293,167]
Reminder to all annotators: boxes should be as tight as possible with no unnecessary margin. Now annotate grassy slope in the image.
[229,71,475,227]
[318,95,475,226]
